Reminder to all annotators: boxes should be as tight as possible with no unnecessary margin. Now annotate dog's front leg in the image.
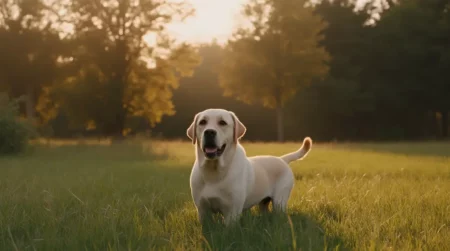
[196,199,213,225]
[197,206,207,223]
[223,204,243,226]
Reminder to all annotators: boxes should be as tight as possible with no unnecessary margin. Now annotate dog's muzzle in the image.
[202,129,226,159]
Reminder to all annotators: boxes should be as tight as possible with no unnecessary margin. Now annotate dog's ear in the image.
[187,113,199,144]
[230,111,246,143]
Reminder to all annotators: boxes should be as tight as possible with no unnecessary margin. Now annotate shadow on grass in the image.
[200,211,348,251]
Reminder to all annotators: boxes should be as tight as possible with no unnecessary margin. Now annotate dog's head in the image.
[186,109,246,161]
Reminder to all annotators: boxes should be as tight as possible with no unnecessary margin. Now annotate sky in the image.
[164,0,248,45]
[162,0,374,45]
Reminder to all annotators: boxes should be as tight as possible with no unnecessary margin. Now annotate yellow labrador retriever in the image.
[186,108,312,225]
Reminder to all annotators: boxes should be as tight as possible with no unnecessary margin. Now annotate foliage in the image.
[221,0,329,108]
[286,0,380,141]
[282,0,450,141]
[152,43,281,141]
[1,0,450,141]
[0,93,35,155]
[35,0,200,136]
[220,0,329,141]
[0,0,63,121]
[367,0,450,137]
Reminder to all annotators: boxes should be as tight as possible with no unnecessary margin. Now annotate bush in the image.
[0,93,36,155]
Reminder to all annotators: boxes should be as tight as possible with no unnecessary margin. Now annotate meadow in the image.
[0,139,449,251]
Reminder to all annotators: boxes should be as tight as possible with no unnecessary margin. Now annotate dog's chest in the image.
[201,197,223,214]
[201,163,226,183]
[199,185,232,213]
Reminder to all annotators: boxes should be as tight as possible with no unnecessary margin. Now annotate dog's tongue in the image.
[204,147,217,153]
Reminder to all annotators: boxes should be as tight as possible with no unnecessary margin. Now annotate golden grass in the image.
[0,139,449,250]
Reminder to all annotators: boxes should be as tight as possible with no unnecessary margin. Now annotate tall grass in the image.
[0,139,448,250]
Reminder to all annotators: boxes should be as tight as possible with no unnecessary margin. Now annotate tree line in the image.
[1,0,449,142]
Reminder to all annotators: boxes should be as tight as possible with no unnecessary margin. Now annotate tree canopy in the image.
[219,0,329,141]
[37,0,201,136]
[0,0,62,123]
[0,0,449,141]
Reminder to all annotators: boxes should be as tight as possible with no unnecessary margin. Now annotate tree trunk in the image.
[276,105,284,142]
[25,85,36,125]
[442,110,448,138]
[111,110,126,143]
[110,39,128,140]
[108,78,127,140]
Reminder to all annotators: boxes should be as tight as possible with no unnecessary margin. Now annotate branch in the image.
[42,1,73,24]
[91,0,117,40]
[0,0,12,23]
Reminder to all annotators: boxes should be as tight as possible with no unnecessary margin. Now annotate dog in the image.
[186,108,312,225]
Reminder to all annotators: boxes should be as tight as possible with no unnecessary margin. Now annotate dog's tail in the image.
[280,137,312,164]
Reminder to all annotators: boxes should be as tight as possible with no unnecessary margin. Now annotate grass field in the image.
[0,139,449,251]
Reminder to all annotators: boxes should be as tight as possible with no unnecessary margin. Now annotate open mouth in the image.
[203,144,226,159]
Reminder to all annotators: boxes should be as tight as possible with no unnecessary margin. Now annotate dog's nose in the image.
[204,129,217,137]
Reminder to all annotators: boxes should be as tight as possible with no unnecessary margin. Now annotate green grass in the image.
[0,140,449,251]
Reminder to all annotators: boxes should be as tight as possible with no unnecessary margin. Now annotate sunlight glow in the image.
[160,0,376,45]
[163,0,248,44]
[44,0,375,47]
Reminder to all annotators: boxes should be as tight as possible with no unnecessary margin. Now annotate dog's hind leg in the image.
[272,196,289,212]
[272,171,294,213]
[272,190,291,213]
[258,197,272,213]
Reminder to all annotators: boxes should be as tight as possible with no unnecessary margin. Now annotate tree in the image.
[219,0,329,141]
[301,0,450,140]
[314,0,376,82]
[368,0,450,138]
[0,0,62,124]
[152,43,280,141]
[39,0,200,137]
[302,0,380,140]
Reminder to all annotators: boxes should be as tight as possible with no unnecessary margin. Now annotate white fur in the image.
[186,108,312,225]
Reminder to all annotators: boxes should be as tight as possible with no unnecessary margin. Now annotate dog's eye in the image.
[199,119,207,125]
[218,120,227,126]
